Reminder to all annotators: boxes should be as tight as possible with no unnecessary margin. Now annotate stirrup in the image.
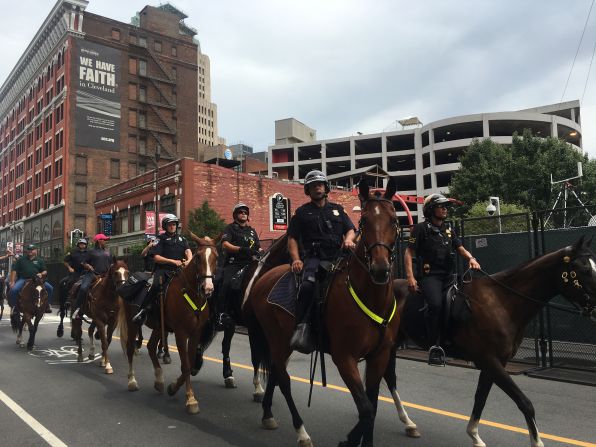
[132,308,146,323]
[428,345,446,366]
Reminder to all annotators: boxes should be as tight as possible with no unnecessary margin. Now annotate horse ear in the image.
[585,236,593,247]
[574,235,586,251]
[188,231,201,245]
[358,177,369,203]
[384,177,397,201]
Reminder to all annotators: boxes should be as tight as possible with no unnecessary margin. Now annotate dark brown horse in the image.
[118,234,218,414]
[244,179,401,447]
[71,259,129,373]
[388,236,596,447]
[11,275,48,351]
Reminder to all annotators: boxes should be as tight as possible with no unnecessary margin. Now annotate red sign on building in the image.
[145,212,169,235]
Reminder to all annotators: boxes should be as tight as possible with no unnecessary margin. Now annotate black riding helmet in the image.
[161,213,180,231]
[232,202,249,218]
[423,194,451,218]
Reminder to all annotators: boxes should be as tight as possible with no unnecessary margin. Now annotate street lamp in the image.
[486,196,502,233]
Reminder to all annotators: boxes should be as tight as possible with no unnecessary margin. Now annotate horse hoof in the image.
[253,392,264,403]
[157,351,163,359]
[190,368,199,377]
[163,355,171,365]
[134,348,141,356]
[88,354,95,361]
[128,380,139,392]
[167,383,177,396]
[154,382,164,393]
[262,417,278,430]
[20,343,25,348]
[186,401,200,415]
[299,439,313,447]
[406,426,421,438]
[57,328,64,338]
[105,366,114,374]
[224,377,237,388]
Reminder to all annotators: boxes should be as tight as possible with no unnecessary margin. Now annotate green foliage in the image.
[449,130,596,216]
[127,242,147,256]
[187,201,226,239]
[461,201,529,235]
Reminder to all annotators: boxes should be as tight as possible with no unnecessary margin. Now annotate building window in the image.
[44,139,52,158]
[34,197,41,213]
[26,177,32,193]
[43,191,51,209]
[128,161,137,177]
[138,111,146,129]
[35,147,42,165]
[127,135,137,153]
[25,201,31,216]
[129,58,137,75]
[154,40,162,52]
[171,66,177,80]
[171,46,177,57]
[54,158,63,177]
[34,171,41,189]
[139,60,147,76]
[110,159,120,178]
[128,109,137,127]
[128,83,137,100]
[75,183,87,203]
[139,138,146,155]
[75,155,87,175]
[139,85,146,102]
[131,206,141,231]
[44,165,52,183]
[139,36,147,48]
[53,185,62,205]
[111,28,121,40]
[129,33,137,44]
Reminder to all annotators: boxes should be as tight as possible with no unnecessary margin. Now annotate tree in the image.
[187,201,226,239]
[460,201,529,235]
[449,130,596,216]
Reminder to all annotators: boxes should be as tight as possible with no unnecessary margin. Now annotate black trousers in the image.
[420,274,451,318]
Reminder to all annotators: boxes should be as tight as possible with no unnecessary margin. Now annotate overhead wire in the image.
[560,0,595,102]
[581,38,596,104]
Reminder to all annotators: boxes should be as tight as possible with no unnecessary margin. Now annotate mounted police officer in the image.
[404,193,481,365]
[218,202,261,324]
[72,234,112,319]
[288,170,356,354]
[60,238,89,302]
[133,214,192,322]
[9,244,53,313]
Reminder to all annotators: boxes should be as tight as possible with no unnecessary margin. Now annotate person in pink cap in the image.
[72,233,112,319]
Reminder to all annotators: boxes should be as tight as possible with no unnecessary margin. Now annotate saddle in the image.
[117,271,152,304]
[443,277,472,331]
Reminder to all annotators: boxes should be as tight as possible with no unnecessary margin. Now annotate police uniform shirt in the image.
[64,249,90,274]
[408,219,462,274]
[222,222,260,264]
[87,248,112,275]
[151,233,190,270]
[288,201,355,256]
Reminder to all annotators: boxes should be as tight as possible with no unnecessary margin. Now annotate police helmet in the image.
[233,202,249,217]
[77,238,88,246]
[25,244,37,251]
[423,194,451,218]
[161,213,180,231]
[303,170,330,195]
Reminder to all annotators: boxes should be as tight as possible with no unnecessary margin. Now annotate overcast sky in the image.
[1,0,595,158]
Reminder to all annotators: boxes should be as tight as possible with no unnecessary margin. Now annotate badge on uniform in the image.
[445,228,452,237]
[333,210,340,216]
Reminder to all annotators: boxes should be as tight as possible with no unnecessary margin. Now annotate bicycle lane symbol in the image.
[28,346,101,364]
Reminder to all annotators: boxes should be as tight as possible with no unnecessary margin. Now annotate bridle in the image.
[191,242,217,296]
[352,197,399,285]
[561,252,596,315]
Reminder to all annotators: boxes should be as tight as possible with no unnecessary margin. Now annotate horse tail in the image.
[243,298,271,383]
[118,297,129,354]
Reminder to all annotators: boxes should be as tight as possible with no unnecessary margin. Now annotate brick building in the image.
[0,0,200,259]
[94,158,361,254]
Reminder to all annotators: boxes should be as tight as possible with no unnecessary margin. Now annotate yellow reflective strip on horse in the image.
[183,292,198,311]
[347,279,396,326]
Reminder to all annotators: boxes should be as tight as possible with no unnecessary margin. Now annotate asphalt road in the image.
[0,312,594,447]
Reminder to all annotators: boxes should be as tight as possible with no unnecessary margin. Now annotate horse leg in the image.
[335,355,375,447]
[222,319,237,388]
[384,346,419,437]
[57,300,65,338]
[261,370,279,429]
[95,320,113,374]
[464,369,494,447]
[135,325,143,356]
[18,317,26,348]
[27,315,41,351]
[167,330,199,414]
[488,361,544,447]
[162,333,171,364]
[71,318,84,362]
[88,323,97,362]
[147,329,164,393]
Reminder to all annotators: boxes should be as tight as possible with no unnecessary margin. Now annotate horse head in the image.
[357,177,400,284]
[562,236,596,316]
[109,258,129,288]
[189,232,218,297]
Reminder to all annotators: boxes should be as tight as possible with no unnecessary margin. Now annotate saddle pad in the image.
[266,271,298,316]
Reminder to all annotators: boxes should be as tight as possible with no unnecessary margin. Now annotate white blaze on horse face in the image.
[374,205,380,215]
[204,248,214,293]
[116,267,127,283]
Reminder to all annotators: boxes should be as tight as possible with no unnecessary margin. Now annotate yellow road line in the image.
[113,333,595,447]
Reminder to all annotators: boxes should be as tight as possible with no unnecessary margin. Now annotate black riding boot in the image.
[133,288,157,323]
[426,315,445,366]
[289,282,315,354]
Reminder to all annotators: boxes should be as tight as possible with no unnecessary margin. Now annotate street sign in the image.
[270,193,290,231]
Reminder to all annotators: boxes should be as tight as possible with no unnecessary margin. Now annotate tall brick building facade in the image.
[0,0,199,259]
[94,159,361,254]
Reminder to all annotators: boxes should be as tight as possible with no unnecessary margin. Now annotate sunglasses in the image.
[435,204,448,209]
[236,210,248,215]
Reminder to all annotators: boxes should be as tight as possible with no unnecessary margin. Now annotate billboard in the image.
[76,41,121,150]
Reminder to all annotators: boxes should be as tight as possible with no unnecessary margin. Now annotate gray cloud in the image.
[1,0,594,157]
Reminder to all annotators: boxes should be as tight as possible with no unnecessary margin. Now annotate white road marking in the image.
[0,389,67,447]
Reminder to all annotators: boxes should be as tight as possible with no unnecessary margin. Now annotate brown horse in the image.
[71,259,129,374]
[388,236,596,447]
[244,179,401,447]
[11,275,48,351]
[118,234,218,414]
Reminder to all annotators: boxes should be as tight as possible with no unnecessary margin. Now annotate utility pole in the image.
[154,147,161,237]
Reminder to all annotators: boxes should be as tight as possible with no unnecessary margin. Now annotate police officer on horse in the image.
[404,193,481,365]
[60,238,89,302]
[217,202,261,324]
[133,214,192,322]
[9,244,53,313]
[72,234,112,319]
[288,170,356,354]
